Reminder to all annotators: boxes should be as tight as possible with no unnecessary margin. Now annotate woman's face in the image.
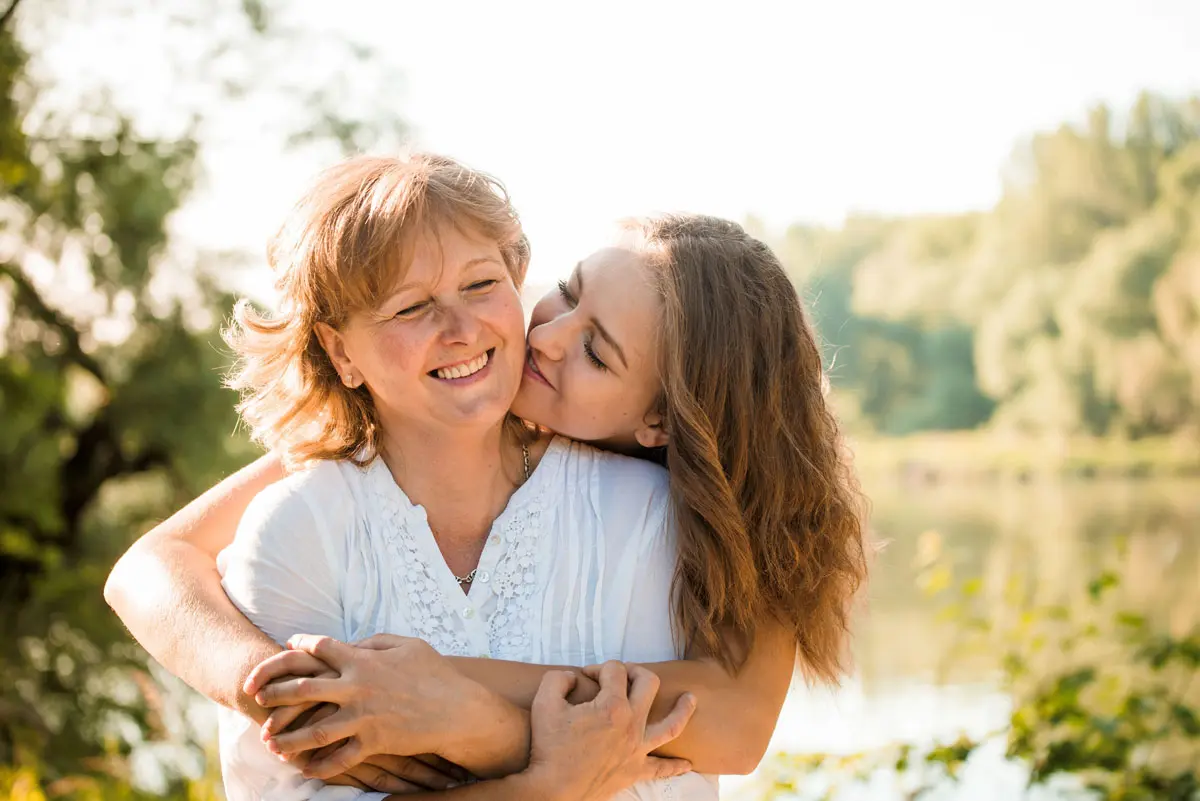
[319,224,526,438]
[510,244,667,452]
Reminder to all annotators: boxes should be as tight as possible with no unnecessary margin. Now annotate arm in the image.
[447,619,795,775]
[264,623,793,778]
[103,453,288,721]
[379,666,696,801]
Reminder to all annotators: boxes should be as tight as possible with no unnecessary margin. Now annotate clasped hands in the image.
[243,633,697,798]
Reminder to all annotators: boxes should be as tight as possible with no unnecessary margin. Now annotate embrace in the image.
[105,154,868,801]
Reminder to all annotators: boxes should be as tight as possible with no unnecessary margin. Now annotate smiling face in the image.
[509,244,667,452]
[316,223,526,439]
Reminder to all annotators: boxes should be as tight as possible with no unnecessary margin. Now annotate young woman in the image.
[105,155,868,798]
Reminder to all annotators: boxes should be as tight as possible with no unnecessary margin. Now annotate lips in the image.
[429,348,494,380]
[524,348,554,390]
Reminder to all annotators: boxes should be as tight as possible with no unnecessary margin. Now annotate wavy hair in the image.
[630,214,868,682]
[224,153,530,467]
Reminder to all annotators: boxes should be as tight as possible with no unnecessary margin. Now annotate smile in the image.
[430,349,493,381]
[524,348,554,390]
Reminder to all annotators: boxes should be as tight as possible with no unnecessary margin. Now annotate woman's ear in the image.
[314,322,360,388]
[634,411,669,449]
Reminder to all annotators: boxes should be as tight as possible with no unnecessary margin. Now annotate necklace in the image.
[454,441,531,586]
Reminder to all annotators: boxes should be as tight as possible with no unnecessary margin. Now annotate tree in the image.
[0,1,404,793]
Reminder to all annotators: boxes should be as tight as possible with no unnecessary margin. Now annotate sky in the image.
[38,0,1200,292]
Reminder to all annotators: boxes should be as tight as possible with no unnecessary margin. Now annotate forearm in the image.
[105,539,280,721]
[384,772,552,801]
[631,659,781,774]
[104,453,288,721]
[642,622,796,774]
[448,658,599,709]
[435,679,532,779]
[450,636,792,775]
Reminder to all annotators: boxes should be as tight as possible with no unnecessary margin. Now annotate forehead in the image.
[578,247,661,363]
[375,221,504,299]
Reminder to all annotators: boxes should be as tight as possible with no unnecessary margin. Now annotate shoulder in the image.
[544,438,673,546]
[219,458,363,571]
[247,457,365,523]
[553,437,671,503]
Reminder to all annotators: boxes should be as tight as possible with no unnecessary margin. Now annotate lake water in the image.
[725,478,1200,800]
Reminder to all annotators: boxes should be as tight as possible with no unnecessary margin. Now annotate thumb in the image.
[531,670,577,718]
[287,634,352,670]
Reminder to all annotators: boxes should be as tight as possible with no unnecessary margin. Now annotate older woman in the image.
[107,155,868,798]
[126,154,701,800]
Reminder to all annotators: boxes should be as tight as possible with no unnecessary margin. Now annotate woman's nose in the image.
[440,303,483,345]
[527,313,570,362]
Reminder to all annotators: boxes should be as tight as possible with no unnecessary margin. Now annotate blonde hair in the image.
[224,153,530,467]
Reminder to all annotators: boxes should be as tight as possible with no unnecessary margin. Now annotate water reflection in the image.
[728,479,1200,800]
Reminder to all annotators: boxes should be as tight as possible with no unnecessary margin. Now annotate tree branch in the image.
[0,261,108,385]
[0,0,23,31]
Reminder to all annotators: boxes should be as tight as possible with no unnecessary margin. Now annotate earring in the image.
[342,373,355,388]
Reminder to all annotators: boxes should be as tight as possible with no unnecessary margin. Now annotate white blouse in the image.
[216,436,719,801]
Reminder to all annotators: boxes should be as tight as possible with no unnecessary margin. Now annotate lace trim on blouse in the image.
[361,439,563,658]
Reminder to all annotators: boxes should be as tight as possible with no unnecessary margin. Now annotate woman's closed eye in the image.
[466,279,497,292]
[583,336,608,371]
[556,279,608,370]
[394,300,430,319]
[556,279,576,305]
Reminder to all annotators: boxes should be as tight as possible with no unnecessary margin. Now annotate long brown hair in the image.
[630,214,868,682]
[224,153,530,468]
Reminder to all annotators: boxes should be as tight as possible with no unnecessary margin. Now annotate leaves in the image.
[760,559,1200,800]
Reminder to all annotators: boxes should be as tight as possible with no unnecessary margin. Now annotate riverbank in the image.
[847,432,1200,483]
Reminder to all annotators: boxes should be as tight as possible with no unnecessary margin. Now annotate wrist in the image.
[510,766,571,801]
[439,679,531,776]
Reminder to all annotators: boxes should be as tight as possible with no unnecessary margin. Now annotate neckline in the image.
[363,435,567,601]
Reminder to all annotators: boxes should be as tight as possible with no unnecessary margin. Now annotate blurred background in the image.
[2,1,1198,799]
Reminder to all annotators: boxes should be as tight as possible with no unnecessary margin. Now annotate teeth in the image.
[436,351,489,380]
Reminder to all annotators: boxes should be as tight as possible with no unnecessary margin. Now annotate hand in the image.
[255,633,476,778]
[325,754,472,794]
[524,661,697,801]
[244,648,336,740]
[264,701,473,792]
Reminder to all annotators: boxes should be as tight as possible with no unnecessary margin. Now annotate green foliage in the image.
[756,557,1200,801]
[779,93,1200,440]
[0,1,404,795]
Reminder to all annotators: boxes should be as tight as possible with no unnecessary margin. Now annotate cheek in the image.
[368,323,428,374]
[485,289,527,341]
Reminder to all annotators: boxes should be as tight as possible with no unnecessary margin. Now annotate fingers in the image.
[323,773,369,790]
[350,759,428,794]
[244,649,332,697]
[261,701,321,739]
[255,675,346,708]
[643,692,697,753]
[364,754,461,791]
[625,665,661,719]
[642,756,693,781]
[593,660,629,703]
[267,708,359,755]
[302,737,367,780]
[413,753,473,784]
[352,633,410,650]
[287,634,354,670]
[531,669,577,718]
